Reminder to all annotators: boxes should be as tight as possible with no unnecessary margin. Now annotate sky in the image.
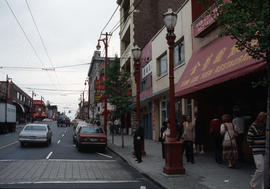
[0,0,120,119]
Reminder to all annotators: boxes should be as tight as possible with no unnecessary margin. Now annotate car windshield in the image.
[80,127,104,134]
[24,125,47,131]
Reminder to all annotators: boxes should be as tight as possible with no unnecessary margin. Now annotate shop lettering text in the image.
[181,46,252,88]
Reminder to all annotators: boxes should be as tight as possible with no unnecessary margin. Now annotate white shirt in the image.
[232,117,245,134]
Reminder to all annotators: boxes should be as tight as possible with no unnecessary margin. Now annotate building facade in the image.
[117,0,187,133]
[87,51,115,124]
[0,80,32,123]
[151,0,193,141]
[173,0,267,158]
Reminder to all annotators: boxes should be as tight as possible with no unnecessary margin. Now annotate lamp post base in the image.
[163,141,185,174]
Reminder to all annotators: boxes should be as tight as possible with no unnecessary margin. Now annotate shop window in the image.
[157,53,167,77]
[174,39,185,67]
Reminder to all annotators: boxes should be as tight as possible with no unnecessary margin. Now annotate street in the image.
[0,122,162,189]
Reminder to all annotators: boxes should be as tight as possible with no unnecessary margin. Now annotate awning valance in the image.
[175,36,266,97]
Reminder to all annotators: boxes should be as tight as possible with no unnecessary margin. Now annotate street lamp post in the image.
[132,45,146,155]
[163,8,185,174]
[97,32,112,135]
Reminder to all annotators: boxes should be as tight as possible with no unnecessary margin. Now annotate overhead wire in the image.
[110,0,144,34]
[25,0,61,89]
[4,0,56,89]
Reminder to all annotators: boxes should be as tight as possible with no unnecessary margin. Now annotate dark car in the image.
[75,126,107,151]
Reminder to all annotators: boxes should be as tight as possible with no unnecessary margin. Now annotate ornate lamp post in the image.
[132,45,146,155]
[96,32,112,135]
[163,8,185,174]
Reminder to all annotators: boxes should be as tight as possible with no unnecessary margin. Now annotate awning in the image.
[12,100,25,113]
[175,36,266,97]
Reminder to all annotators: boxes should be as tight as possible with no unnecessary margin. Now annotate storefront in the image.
[175,36,267,160]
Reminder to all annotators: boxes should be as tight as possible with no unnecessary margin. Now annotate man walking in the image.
[134,124,144,163]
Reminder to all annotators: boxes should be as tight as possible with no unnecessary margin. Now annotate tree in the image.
[103,57,134,118]
[198,0,270,187]
[103,57,134,147]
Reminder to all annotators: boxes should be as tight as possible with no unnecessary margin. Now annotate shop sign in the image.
[142,61,152,79]
[94,92,102,102]
[94,74,105,91]
[193,6,218,37]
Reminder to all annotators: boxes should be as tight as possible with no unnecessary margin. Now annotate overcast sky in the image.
[0,0,120,119]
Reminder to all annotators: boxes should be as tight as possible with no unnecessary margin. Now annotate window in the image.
[174,39,185,67]
[17,92,20,99]
[141,79,147,92]
[157,53,167,77]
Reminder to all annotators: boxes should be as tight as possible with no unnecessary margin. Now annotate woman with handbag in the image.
[160,118,168,159]
[220,114,238,168]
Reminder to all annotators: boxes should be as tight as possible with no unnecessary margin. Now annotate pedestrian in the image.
[247,112,266,189]
[232,111,245,162]
[114,119,120,135]
[109,121,114,135]
[134,124,144,163]
[181,115,195,164]
[220,114,238,168]
[209,115,222,164]
[194,112,205,154]
[160,118,168,159]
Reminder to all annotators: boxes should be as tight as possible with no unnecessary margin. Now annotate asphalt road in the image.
[0,122,162,189]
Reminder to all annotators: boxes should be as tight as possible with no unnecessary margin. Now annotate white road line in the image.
[57,140,60,144]
[62,134,64,137]
[140,186,147,189]
[46,152,53,160]
[48,159,116,162]
[3,180,140,184]
[96,152,113,159]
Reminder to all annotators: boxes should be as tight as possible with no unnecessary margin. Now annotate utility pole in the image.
[96,32,112,135]
[88,77,90,120]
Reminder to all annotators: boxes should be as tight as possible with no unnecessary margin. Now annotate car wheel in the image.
[20,142,25,147]
[49,138,52,144]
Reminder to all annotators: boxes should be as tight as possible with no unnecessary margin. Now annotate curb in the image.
[107,145,168,189]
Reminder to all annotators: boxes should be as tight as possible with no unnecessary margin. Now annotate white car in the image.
[19,124,52,147]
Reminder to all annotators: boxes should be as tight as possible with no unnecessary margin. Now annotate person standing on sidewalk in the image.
[209,115,222,164]
[247,112,266,189]
[232,111,245,162]
[220,114,238,168]
[160,118,168,159]
[194,113,205,154]
[134,124,144,163]
[181,115,195,164]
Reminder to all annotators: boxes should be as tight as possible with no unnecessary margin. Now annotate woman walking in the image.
[181,115,195,164]
[220,114,238,168]
[247,112,266,189]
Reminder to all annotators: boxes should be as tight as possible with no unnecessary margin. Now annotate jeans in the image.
[250,154,264,189]
[184,141,194,163]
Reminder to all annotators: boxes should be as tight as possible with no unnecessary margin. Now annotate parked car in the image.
[73,122,88,143]
[19,124,52,147]
[75,126,107,151]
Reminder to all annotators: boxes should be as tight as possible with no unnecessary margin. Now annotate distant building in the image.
[47,105,58,119]
[0,80,32,123]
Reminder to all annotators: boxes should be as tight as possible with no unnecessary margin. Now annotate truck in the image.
[0,103,16,133]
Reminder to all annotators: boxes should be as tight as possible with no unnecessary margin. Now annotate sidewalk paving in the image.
[107,134,254,189]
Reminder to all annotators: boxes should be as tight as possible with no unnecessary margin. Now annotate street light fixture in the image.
[163,8,185,174]
[132,45,146,155]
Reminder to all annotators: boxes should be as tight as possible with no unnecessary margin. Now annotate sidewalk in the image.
[107,134,254,189]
